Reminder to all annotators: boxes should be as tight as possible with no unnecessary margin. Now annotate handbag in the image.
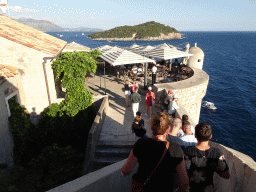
[131,141,170,192]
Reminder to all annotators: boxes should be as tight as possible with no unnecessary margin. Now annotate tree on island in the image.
[88,21,180,39]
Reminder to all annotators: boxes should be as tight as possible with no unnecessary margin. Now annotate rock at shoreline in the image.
[90,32,181,41]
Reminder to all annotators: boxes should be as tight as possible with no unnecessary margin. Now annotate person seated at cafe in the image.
[132,64,138,73]
[174,59,179,65]
[137,63,144,74]
[116,65,120,78]
[132,64,138,80]
[160,59,166,66]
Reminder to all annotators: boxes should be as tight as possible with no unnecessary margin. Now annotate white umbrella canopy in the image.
[147,43,193,60]
[99,49,156,66]
[124,44,155,56]
[97,45,113,51]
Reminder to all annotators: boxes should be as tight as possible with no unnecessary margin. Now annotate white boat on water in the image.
[60,34,63,37]
[202,101,217,110]
[82,33,84,35]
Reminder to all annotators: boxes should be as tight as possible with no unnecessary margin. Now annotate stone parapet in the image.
[46,142,256,192]
[83,95,109,175]
[153,67,209,124]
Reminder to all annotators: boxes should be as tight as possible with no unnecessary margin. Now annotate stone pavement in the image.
[86,70,160,144]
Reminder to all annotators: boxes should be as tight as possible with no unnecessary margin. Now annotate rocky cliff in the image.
[91,32,181,41]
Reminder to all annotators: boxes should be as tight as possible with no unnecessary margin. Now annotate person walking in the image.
[185,123,230,192]
[131,80,137,95]
[131,87,141,118]
[145,86,155,119]
[121,112,189,192]
[124,80,131,107]
[131,115,147,139]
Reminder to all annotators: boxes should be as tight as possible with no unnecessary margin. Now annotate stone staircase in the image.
[91,141,135,172]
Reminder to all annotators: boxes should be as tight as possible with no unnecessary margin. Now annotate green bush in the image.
[6,50,100,191]
[8,97,39,167]
[27,144,84,191]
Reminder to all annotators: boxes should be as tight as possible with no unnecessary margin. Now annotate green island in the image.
[88,21,181,40]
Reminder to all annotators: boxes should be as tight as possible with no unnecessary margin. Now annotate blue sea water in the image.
[47,31,256,161]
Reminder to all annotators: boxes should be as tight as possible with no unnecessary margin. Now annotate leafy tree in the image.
[8,97,39,167]
[52,50,101,117]
[6,50,101,191]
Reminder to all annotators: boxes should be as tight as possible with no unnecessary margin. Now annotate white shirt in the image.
[132,66,138,74]
[179,134,198,147]
[168,100,179,114]
[152,66,157,74]
[191,125,195,134]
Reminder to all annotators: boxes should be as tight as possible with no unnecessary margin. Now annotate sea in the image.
[46,31,256,161]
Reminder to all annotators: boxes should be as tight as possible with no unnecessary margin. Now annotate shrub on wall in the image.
[6,50,101,191]
[52,50,100,117]
[27,144,84,191]
[8,97,39,167]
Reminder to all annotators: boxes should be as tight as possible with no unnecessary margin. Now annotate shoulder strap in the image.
[144,141,170,185]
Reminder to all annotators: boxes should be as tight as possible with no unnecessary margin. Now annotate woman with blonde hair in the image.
[124,80,131,107]
[121,112,189,192]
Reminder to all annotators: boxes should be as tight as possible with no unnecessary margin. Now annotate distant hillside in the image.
[14,18,103,32]
[88,21,181,40]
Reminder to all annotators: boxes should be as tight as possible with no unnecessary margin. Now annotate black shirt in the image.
[133,138,184,191]
[185,146,229,192]
[124,84,130,90]
[132,122,146,137]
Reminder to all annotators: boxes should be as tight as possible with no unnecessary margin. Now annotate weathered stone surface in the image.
[153,67,209,124]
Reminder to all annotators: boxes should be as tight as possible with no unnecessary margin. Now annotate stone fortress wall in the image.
[153,67,209,125]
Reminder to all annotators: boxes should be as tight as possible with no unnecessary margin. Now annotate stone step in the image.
[94,156,126,165]
[91,156,127,172]
[97,140,135,148]
[95,147,132,158]
[90,140,135,173]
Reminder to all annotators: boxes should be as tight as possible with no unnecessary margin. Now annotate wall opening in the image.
[5,91,20,117]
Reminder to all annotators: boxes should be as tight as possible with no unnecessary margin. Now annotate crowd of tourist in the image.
[121,83,230,191]
[122,111,230,192]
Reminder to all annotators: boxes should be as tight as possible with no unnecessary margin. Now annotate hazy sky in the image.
[2,0,256,31]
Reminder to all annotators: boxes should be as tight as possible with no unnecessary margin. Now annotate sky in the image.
[1,0,256,31]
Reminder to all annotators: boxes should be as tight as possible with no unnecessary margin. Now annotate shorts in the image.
[125,90,131,95]
[146,100,153,107]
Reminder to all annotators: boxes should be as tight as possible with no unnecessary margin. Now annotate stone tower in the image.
[154,43,208,125]
[188,43,205,70]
